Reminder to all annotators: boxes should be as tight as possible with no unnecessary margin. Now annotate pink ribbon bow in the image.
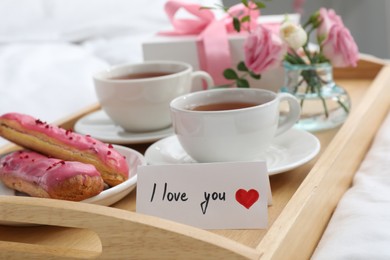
[160,0,260,86]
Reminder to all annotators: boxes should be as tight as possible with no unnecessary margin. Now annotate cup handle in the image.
[190,71,214,92]
[275,93,301,136]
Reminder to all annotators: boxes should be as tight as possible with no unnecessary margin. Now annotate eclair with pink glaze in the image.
[0,150,104,201]
[0,113,129,186]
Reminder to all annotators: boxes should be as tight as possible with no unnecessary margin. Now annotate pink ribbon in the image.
[159,0,259,86]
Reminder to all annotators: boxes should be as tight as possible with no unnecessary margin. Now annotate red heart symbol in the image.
[235,189,259,209]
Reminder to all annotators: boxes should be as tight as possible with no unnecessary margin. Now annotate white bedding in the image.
[312,111,390,259]
[0,42,106,126]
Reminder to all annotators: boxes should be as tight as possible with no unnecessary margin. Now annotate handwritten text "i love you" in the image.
[149,182,226,214]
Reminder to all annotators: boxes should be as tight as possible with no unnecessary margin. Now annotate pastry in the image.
[0,150,104,201]
[0,113,129,186]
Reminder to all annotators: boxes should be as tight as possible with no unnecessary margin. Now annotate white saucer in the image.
[0,145,146,225]
[144,128,321,175]
[74,110,174,144]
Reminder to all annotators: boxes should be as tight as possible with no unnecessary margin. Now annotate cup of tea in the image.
[93,60,214,132]
[170,88,301,162]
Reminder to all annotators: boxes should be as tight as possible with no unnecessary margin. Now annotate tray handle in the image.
[0,196,257,259]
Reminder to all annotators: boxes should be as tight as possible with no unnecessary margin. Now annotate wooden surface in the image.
[0,56,389,259]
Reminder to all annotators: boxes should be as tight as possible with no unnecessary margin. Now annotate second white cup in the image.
[170,88,301,163]
[94,60,214,132]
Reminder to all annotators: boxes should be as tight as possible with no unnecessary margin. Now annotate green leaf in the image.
[241,0,248,7]
[312,19,321,29]
[284,54,299,64]
[233,17,241,32]
[241,15,251,23]
[236,78,250,88]
[223,68,239,80]
[254,1,266,9]
[311,54,319,64]
[237,61,248,72]
[249,71,261,80]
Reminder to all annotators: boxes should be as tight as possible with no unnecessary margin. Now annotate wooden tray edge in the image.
[0,196,260,259]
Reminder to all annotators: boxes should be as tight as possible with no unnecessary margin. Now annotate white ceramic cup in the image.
[93,61,214,132]
[170,88,301,162]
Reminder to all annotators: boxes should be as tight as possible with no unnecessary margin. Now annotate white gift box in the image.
[142,14,300,92]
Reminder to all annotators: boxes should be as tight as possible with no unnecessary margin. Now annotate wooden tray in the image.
[0,56,389,259]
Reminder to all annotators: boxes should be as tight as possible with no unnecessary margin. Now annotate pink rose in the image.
[317,8,343,36]
[244,25,287,74]
[317,8,359,67]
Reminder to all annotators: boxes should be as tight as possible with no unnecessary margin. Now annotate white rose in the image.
[280,22,307,50]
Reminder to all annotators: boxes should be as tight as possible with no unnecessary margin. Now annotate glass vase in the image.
[280,62,351,132]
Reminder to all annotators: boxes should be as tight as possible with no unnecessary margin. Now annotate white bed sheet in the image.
[312,111,390,259]
[0,42,107,124]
